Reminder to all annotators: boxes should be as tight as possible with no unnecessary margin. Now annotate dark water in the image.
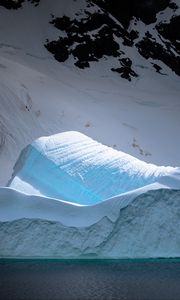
[0,259,180,300]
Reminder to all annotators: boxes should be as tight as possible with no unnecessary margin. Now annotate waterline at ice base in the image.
[0,131,180,258]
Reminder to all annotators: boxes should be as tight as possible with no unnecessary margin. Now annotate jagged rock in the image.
[136,37,180,76]
[92,0,170,27]
[72,43,94,61]
[46,12,122,69]
[120,57,132,68]
[0,0,24,9]
[0,0,40,9]
[168,1,178,10]
[45,39,69,62]
[156,15,180,54]
[152,63,166,75]
[112,57,138,81]
[112,58,138,81]
[45,8,136,70]
[71,33,120,63]
[43,0,179,79]
[50,15,72,31]
[129,30,139,41]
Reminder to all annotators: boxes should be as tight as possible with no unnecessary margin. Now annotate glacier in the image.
[1,131,180,258]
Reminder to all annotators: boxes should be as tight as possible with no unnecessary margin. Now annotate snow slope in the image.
[0,0,180,185]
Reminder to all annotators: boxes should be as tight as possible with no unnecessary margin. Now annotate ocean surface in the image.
[0,259,180,300]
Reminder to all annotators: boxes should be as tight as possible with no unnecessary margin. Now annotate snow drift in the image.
[1,132,180,258]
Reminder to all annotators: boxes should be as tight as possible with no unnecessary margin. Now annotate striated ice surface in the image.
[8,131,176,205]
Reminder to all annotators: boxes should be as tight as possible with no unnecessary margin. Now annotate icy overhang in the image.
[8,131,175,205]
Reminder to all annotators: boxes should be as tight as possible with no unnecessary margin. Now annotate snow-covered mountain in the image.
[0,0,180,185]
[0,0,180,258]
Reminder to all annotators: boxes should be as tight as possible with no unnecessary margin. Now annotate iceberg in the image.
[0,131,180,258]
[8,131,177,205]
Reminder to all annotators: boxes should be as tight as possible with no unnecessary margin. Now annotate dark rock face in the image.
[0,0,40,9]
[156,15,180,54]
[92,0,170,27]
[152,63,166,75]
[44,0,179,79]
[45,38,70,62]
[112,58,138,81]
[45,10,138,81]
[0,0,24,9]
[136,37,180,76]
[168,2,178,10]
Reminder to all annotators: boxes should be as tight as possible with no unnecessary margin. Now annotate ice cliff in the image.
[0,188,180,258]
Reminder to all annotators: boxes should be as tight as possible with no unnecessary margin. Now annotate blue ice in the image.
[8,132,174,205]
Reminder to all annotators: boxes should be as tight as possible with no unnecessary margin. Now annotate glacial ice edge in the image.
[1,188,180,258]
